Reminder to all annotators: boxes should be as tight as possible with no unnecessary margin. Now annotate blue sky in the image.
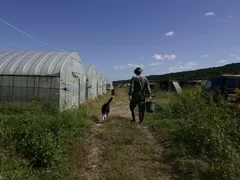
[0,0,240,81]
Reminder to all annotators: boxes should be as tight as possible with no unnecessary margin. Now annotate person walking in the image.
[128,67,152,124]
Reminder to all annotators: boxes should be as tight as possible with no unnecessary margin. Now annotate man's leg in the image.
[130,100,137,122]
[138,100,146,124]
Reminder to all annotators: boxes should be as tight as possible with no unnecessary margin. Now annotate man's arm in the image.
[128,76,135,97]
[145,77,151,97]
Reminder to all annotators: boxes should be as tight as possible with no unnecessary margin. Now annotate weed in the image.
[0,101,89,179]
[147,88,240,179]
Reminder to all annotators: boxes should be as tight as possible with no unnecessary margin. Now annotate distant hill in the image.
[113,62,240,85]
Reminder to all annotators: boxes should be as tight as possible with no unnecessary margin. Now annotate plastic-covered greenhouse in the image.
[83,64,97,100]
[97,71,104,96]
[0,51,86,111]
[102,75,107,94]
[106,78,114,90]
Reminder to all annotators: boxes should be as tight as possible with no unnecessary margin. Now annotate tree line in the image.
[113,62,240,85]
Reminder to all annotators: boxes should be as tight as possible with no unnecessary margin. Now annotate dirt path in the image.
[76,92,175,180]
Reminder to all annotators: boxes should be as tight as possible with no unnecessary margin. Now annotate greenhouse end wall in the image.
[59,56,86,111]
[102,80,107,94]
[83,64,97,100]
[97,71,104,96]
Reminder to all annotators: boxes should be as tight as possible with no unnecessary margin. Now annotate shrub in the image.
[0,102,89,178]
[148,88,240,179]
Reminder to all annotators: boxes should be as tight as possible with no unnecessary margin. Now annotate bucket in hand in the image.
[146,101,156,113]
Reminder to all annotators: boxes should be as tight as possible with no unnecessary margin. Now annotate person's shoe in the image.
[131,119,136,122]
[139,120,143,124]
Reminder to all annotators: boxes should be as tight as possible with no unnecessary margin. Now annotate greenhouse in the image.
[106,78,114,90]
[97,71,104,96]
[0,51,86,111]
[102,75,107,94]
[83,64,97,100]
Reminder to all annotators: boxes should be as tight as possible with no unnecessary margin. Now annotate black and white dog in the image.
[101,96,114,122]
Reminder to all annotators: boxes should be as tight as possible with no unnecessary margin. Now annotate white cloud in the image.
[152,54,176,60]
[236,57,240,60]
[230,54,235,57]
[204,12,215,16]
[152,54,163,60]
[169,62,198,73]
[228,15,233,18]
[113,63,144,70]
[217,60,229,64]
[164,54,176,60]
[200,54,209,58]
[165,31,174,37]
[149,62,162,66]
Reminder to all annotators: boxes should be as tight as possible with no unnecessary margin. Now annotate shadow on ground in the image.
[90,114,131,124]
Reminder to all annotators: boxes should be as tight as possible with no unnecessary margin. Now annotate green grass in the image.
[86,88,174,180]
[0,101,89,180]
[97,116,172,180]
[146,88,240,180]
[152,90,174,106]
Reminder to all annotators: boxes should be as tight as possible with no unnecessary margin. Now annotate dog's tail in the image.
[106,96,113,105]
